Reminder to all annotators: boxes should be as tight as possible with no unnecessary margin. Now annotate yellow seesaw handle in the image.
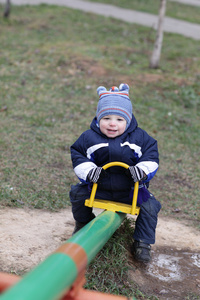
[87,162,139,215]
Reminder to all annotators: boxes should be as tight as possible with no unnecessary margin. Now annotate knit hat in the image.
[96,83,132,129]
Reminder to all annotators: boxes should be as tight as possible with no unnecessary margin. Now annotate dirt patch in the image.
[0,208,200,299]
[128,216,200,299]
[0,208,74,274]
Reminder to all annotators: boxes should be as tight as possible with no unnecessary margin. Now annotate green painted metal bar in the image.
[0,211,137,300]
[72,210,126,261]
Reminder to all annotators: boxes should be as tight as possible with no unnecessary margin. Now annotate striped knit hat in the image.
[96,83,132,129]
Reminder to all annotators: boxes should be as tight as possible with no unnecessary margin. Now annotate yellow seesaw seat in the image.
[85,162,140,215]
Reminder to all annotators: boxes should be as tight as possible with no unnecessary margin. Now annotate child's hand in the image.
[87,167,106,183]
[127,166,146,182]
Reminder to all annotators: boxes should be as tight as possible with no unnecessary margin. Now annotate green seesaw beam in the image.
[0,211,136,300]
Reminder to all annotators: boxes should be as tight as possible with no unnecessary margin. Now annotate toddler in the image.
[69,83,161,262]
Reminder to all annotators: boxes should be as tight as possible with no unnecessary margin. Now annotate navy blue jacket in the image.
[71,114,159,193]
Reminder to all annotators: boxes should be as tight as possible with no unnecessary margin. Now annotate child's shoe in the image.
[72,213,96,235]
[131,240,151,262]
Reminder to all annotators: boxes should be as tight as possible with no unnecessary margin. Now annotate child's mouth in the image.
[107,129,118,136]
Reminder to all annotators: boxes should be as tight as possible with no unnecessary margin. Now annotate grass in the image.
[0,3,200,298]
[85,0,200,24]
[1,4,199,220]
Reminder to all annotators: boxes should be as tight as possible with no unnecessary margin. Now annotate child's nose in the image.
[109,121,116,126]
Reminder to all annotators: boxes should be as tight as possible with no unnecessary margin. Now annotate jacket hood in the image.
[90,114,138,137]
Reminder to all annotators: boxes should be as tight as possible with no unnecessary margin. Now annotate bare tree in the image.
[4,0,11,18]
[149,0,167,69]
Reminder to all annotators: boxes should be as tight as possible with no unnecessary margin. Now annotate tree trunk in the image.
[4,0,11,18]
[149,0,167,69]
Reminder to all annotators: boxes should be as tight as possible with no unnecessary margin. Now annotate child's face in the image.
[99,114,127,138]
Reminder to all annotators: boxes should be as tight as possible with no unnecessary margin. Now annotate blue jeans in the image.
[69,183,161,244]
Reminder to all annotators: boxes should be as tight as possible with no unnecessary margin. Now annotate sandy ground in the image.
[0,207,200,299]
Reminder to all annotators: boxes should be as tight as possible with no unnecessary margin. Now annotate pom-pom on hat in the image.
[96,83,132,129]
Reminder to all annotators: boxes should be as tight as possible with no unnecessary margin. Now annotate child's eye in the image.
[118,118,124,121]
